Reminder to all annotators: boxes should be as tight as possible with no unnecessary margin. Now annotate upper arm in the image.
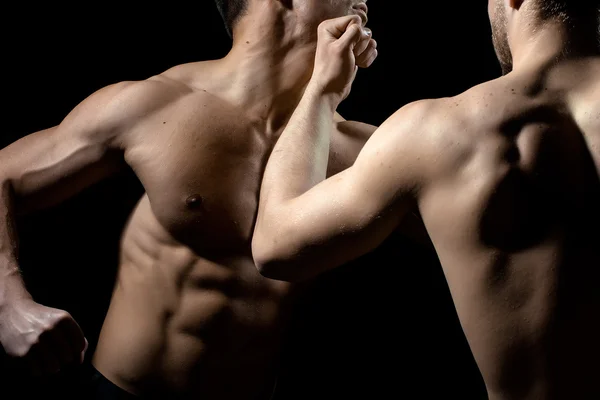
[254,101,434,281]
[0,79,177,214]
[331,113,433,246]
[327,112,377,176]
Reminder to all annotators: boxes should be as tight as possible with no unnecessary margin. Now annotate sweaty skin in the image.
[0,5,383,397]
[0,65,380,399]
[93,66,380,398]
[0,63,375,399]
[253,10,600,400]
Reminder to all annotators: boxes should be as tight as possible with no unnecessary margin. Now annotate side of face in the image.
[294,0,368,30]
[489,0,513,74]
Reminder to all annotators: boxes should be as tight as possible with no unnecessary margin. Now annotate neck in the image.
[510,16,599,72]
[218,11,318,132]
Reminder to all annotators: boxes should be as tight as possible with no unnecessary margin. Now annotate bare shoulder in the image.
[376,98,450,151]
[532,58,600,154]
[40,77,186,152]
[90,60,220,112]
[75,62,229,144]
[159,59,226,93]
[551,57,600,93]
[67,75,192,132]
[565,59,600,121]
[371,92,487,181]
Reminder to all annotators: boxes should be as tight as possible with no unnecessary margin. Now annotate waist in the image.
[92,327,283,399]
[93,268,291,397]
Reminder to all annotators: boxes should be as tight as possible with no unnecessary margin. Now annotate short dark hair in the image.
[214,0,249,38]
[535,0,598,21]
[535,0,600,47]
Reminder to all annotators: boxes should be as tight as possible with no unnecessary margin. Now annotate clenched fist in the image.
[310,15,378,105]
[0,298,87,376]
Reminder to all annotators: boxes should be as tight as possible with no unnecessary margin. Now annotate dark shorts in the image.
[82,366,139,400]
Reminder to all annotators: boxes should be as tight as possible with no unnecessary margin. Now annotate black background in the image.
[1,2,500,399]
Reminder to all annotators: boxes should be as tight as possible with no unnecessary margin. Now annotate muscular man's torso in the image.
[92,61,365,399]
[418,58,600,399]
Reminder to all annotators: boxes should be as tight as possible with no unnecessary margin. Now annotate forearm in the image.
[0,178,30,307]
[261,84,338,204]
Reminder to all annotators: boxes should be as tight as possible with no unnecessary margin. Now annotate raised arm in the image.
[331,114,432,247]
[0,78,173,376]
[252,16,431,281]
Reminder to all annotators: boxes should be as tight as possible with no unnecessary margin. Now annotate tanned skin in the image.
[0,1,384,398]
[253,2,600,399]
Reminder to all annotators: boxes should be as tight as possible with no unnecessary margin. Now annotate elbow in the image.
[252,236,304,283]
[255,259,294,282]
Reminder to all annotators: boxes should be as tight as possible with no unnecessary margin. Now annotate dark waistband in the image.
[85,365,140,400]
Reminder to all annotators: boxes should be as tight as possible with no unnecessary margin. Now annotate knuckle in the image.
[55,310,71,320]
[15,349,29,358]
[41,321,60,334]
[10,346,29,358]
[27,334,42,347]
[317,20,329,33]
[54,311,73,326]
[41,319,56,330]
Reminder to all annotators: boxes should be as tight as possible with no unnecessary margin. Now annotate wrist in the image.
[305,80,342,111]
[0,269,31,308]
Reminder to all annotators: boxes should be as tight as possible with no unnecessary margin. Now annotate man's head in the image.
[290,0,369,31]
[488,0,600,74]
[214,0,249,38]
[214,0,368,39]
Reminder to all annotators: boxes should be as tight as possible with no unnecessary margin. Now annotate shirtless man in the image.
[252,1,600,398]
[0,1,378,398]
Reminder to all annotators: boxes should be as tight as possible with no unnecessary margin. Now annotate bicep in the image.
[0,124,125,214]
[293,116,421,251]
[0,83,140,213]
[288,164,411,265]
[0,78,180,214]
[256,113,421,280]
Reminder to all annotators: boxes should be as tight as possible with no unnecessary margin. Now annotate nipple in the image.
[185,194,204,209]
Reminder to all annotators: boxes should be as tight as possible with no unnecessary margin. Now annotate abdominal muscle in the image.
[92,201,293,399]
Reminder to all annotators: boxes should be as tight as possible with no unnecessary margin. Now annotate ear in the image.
[508,0,524,10]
